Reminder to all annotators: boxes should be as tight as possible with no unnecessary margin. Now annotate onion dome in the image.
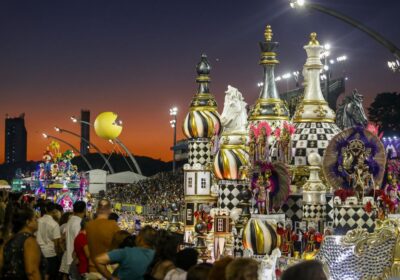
[242,218,281,255]
[213,139,249,180]
[291,33,341,166]
[183,54,221,139]
[248,25,289,125]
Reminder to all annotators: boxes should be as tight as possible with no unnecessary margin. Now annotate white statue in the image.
[259,248,281,280]
[220,85,248,134]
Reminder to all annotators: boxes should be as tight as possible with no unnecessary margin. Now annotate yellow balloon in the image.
[94,112,123,140]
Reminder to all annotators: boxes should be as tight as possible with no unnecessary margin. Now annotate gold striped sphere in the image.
[242,218,281,255]
[213,147,248,180]
[183,110,221,139]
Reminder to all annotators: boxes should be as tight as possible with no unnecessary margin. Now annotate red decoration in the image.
[364,201,373,213]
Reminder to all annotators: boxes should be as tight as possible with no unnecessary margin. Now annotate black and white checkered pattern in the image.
[188,139,211,166]
[281,194,303,223]
[303,204,326,220]
[292,122,341,166]
[317,234,396,280]
[326,195,334,222]
[218,181,244,210]
[333,206,375,235]
[233,228,244,257]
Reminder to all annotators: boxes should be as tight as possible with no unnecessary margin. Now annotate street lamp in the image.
[388,60,400,72]
[289,0,400,69]
[169,107,178,173]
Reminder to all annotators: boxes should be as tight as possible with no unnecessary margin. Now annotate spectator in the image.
[86,199,119,277]
[225,258,259,280]
[280,260,328,280]
[111,230,131,250]
[164,248,199,280]
[186,263,213,280]
[109,212,119,222]
[95,226,157,280]
[60,201,86,278]
[36,202,62,280]
[59,212,73,278]
[1,206,45,279]
[118,235,136,249]
[72,218,90,279]
[149,230,182,280]
[209,257,234,280]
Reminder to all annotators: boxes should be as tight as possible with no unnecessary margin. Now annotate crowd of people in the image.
[105,171,185,213]
[0,190,329,280]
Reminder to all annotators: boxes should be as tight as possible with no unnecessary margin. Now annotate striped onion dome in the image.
[213,133,249,180]
[242,218,281,255]
[182,54,221,139]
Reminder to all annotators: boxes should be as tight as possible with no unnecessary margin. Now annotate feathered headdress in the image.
[257,121,272,137]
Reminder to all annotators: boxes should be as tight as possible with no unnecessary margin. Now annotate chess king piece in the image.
[248,24,289,128]
[292,32,341,167]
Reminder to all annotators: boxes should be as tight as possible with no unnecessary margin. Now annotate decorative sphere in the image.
[170,203,179,212]
[94,112,123,140]
[240,188,252,201]
[195,222,207,234]
[308,152,322,166]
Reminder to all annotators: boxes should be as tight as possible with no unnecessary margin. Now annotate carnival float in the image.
[180,24,400,279]
[31,141,89,211]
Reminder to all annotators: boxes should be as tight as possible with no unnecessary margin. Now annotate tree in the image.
[368,92,400,135]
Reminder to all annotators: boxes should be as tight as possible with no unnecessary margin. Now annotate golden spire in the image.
[264,25,273,42]
[308,32,319,46]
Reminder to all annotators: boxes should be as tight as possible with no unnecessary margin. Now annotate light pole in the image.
[70,116,143,175]
[169,107,178,173]
[54,126,115,173]
[290,0,400,70]
[42,133,93,170]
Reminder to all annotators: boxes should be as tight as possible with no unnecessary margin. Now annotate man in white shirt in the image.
[37,202,62,280]
[59,200,86,275]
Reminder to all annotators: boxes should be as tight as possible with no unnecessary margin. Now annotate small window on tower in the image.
[217,218,224,232]
[201,178,206,189]
[188,177,193,188]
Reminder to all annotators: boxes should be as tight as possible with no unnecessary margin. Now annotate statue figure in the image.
[336,89,368,129]
[256,122,271,162]
[259,248,281,280]
[220,85,248,134]
[249,126,257,165]
[279,222,298,257]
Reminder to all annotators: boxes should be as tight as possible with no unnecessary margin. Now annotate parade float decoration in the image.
[94,111,123,140]
[336,89,369,130]
[248,25,289,129]
[182,54,221,254]
[323,127,386,234]
[179,23,400,280]
[32,141,89,210]
[291,32,341,195]
[213,85,249,210]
